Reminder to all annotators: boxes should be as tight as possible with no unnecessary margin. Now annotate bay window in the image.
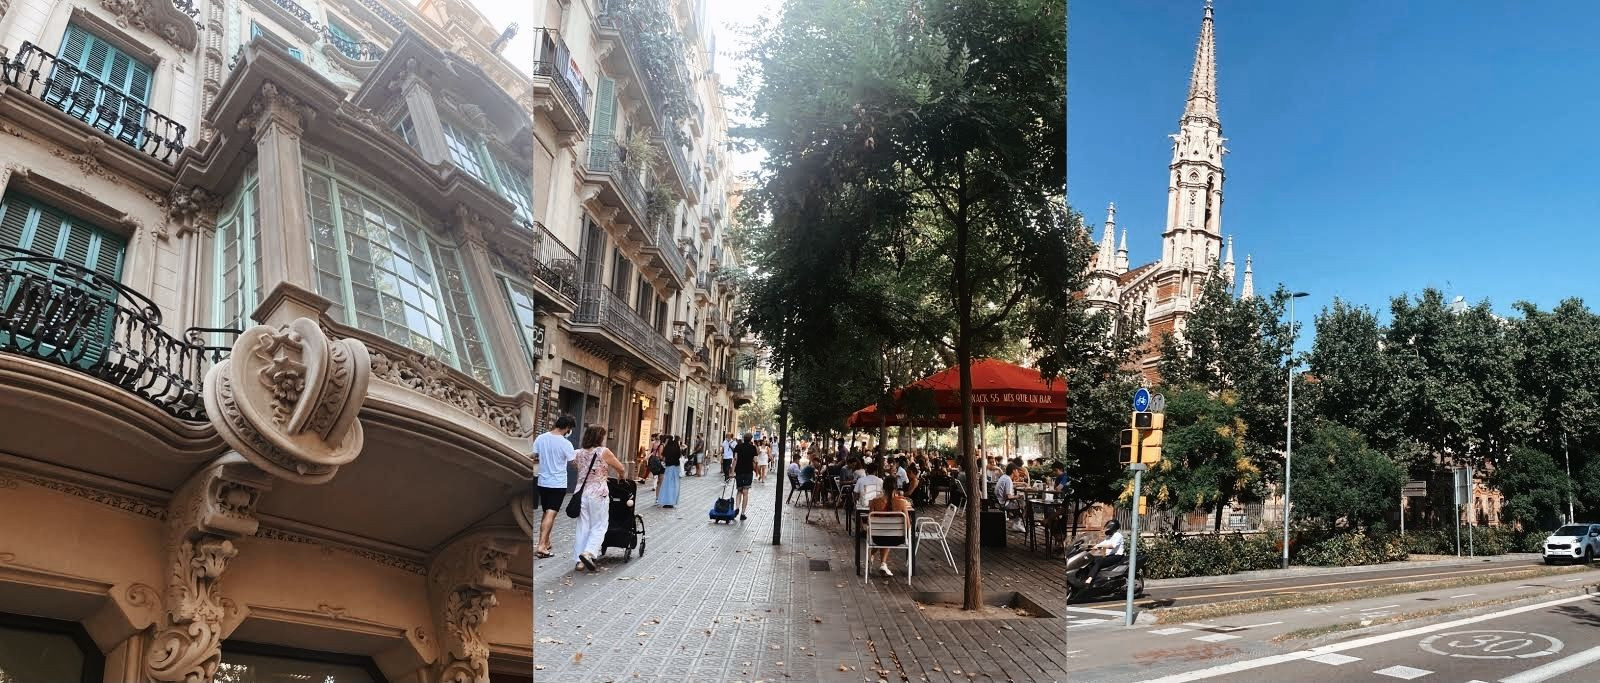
[439,119,536,222]
[213,174,262,329]
[299,148,499,389]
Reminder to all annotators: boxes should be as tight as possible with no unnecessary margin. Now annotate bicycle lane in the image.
[1139,592,1600,682]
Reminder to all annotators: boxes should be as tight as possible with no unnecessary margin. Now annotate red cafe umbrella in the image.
[848,358,1067,427]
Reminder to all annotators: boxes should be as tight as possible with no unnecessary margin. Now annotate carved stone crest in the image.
[166,186,220,238]
[204,318,371,484]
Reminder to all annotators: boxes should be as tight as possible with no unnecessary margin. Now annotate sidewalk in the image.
[532,473,1071,682]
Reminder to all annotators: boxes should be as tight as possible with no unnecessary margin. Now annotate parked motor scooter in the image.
[1065,537,1144,604]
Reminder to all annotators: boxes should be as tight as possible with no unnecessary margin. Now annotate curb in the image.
[1146,553,1541,588]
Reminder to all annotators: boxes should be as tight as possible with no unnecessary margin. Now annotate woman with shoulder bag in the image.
[569,425,627,572]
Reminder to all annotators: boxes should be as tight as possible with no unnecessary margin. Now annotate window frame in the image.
[220,639,388,683]
[0,611,105,683]
[212,172,261,329]
[497,272,545,368]
[439,117,535,222]
[250,20,303,61]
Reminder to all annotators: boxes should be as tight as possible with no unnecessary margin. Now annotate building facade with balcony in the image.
[0,0,749,679]
[0,0,547,681]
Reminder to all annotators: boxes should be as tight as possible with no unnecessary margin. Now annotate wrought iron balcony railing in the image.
[571,283,679,373]
[172,0,201,20]
[531,57,590,133]
[323,27,385,61]
[728,377,749,393]
[695,346,711,366]
[651,220,687,284]
[660,136,692,195]
[3,42,188,164]
[0,247,236,421]
[522,219,580,302]
[586,136,648,222]
[357,0,408,31]
[267,0,322,30]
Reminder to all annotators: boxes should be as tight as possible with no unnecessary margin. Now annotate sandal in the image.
[535,549,554,559]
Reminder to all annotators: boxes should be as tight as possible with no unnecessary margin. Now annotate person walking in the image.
[756,439,771,484]
[690,434,706,476]
[731,433,758,521]
[658,435,682,507]
[532,414,577,559]
[721,433,736,478]
[572,425,627,572]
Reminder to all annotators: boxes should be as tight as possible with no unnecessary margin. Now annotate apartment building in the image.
[0,0,748,680]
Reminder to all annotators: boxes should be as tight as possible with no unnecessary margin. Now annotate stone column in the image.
[144,453,272,683]
[236,83,315,310]
[453,207,537,395]
[390,59,449,166]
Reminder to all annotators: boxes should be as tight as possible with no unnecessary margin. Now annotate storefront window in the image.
[0,615,100,683]
[217,642,380,683]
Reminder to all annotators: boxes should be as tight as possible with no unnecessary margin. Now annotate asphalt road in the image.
[1176,593,1600,682]
[1076,557,1547,610]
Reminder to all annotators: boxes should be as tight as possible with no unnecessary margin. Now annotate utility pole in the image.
[1281,291,1309,569]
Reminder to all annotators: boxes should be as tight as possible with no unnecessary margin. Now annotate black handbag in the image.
[567,449,601,519]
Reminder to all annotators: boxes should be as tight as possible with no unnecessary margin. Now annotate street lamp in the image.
[1282,291,1310,569]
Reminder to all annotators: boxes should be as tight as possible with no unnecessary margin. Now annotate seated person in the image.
[868,477,914,576]
[853,460,885,508]
[799,460,816,488]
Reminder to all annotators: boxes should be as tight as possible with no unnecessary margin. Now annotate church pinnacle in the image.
[1240,254,1255,299]
[1097,203,1118,271]
[1184,0,1219,123]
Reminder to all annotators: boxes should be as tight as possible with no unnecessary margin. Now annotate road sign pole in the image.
[1125,462,1145,627]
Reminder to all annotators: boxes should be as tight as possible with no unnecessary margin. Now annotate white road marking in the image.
[1192,633,1240,643]
[1150,627,1194,635]
[1241,621,1284,629]
[1499,645,1600,683]
[1066,605,1125,617]
[1374,664,1433,679]
[1133,593,1600,683]
[1450,593,1479,599]
[1564,577,1585,582]
[1306,653,1360,665]
[1363,604,1401,611]
[1070,618,1107,625]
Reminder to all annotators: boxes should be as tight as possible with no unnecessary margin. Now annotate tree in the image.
[1136,386,1263,532]
[1289,423,1404,531]
[1303,299,1423,471]
[1059,308,1145,533]
[1511,299,1600,508]
[736,0,1070,610]
[1491,447,1572,531]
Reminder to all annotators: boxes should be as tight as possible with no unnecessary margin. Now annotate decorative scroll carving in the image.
[204,318,370,484]
[428,531,519,683]
[50,138,115,181]
[166,186,220,238]
[145,453,271,683]
[368,350,523,438]
[100,0,200,52]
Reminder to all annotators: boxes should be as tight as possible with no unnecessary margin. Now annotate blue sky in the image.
[1068,1,1600,328]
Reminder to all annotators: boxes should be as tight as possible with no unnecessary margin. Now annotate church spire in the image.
[1097,202,1117,271]
[1184,0,1219,123]
[1115,227,1129,273]
[1240,254,1255,299]
[1222,234,1235,282]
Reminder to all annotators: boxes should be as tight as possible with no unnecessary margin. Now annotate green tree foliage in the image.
[1304,299,1423,471]
[734,0,1070,609]
[1491,447,1573,531]
[1061,308,1144,518]
[1136,386,1263,532]
[1511,299,1600,497]
[1289,424,1404,531]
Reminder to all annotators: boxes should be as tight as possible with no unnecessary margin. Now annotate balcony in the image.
[3,42,188,164]
[640,219,688,291]
[323,26,386,61]
[681,240,700,273]
[519,220,580,311]
[710,245,723,268]
[531,30,590,135]
[0,247,233,422]
[657,135,694,199]
[569,284,680,380]
[671,321,694,351]
[699,215,713,240]
[584,136,649,228]
[693,272,712,305]
[352,0,408,31]
[593,2,656,129]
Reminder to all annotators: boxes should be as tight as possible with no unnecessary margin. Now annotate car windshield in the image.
[1554,525,1589,536]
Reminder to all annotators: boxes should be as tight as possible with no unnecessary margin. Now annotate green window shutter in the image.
[328,21,356,45]
[0,194,127,367]
[593,76,615,140]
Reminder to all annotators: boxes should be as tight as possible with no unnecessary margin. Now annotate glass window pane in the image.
[0,624,90,682]
[218,649,377,682]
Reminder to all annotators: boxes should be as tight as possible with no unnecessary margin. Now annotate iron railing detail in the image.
[659,135,692,194]
[586,136,647,221]
[0,247,236,421]
[532,59,590,133]
[4,42,188,164]
[571,283,679,373]
[267,0,322,30]
[357,0,408,31]
[650,220,686,284]
[323,27,385,61]
[172,0,201,20]
[521,220,580,302]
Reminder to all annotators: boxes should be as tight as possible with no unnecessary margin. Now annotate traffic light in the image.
[1118,428,1137,464]
[1134,411,1154,429]
[1138,495,1149,515]
[1140,413,1165,464]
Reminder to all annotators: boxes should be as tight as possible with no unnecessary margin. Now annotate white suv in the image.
[1543,523,1600,564]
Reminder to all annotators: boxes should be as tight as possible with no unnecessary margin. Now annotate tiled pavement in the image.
[531,473,1071,682]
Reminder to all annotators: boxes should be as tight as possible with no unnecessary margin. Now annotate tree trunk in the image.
[956,204,981,611]
[1214,501,1225,533]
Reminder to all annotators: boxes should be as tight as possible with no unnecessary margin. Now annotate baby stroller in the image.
[600,478,646,560]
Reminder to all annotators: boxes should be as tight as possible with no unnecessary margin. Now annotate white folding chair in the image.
[916,504,960,571]
[864,511,913,585]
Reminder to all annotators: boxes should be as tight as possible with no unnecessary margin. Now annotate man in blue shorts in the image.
[533,414,577,557]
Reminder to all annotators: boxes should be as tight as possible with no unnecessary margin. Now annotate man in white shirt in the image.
[853,460,886,508]
[532,415,577,558]
[722,433,736,478]
[1087,519,1126,585]
[786,459,802,481]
